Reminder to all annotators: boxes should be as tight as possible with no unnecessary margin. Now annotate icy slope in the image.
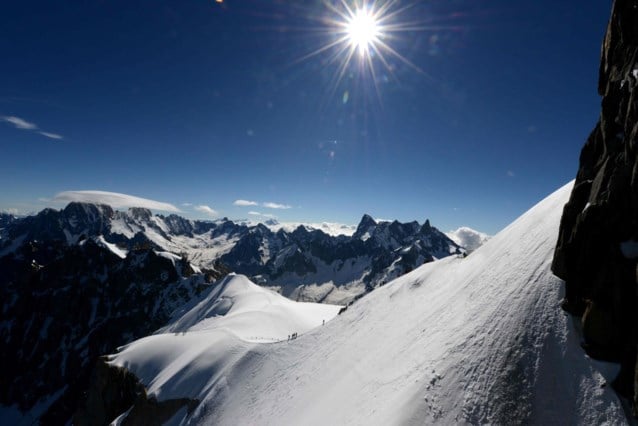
[109,182,626,424]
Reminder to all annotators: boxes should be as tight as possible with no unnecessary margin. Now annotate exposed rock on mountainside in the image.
[0,203,461,422]
[74,360,198,426]
[1,203,463,304]
[552,0,638,407]
[0,212,17,229]
[0,238,225,423]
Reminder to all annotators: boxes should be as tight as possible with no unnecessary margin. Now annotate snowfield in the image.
[109,181,627,425]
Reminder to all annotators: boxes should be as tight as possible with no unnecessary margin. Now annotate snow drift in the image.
[109,181,627,424]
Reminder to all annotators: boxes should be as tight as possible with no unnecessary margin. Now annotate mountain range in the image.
[1,203,465,304]
[3,0,637,423]
[80,181,627,425]
[0,202,471,422]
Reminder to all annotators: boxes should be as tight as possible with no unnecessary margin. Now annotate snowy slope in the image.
[109,274,342,402]
[107,181,628,424]
[446,226,490,252]
[157,273,342,340]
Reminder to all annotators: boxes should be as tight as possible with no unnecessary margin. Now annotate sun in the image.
[346,8,381,57]
[293,0,429,104]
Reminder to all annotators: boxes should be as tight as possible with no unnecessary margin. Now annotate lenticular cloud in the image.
[53,190,181,212]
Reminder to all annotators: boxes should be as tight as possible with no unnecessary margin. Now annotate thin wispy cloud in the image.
[39,131,63,140]
[263,201,292,210]
[234,199,258,206]
[195,205,219,217]
[1,115,37,130]
[234,199,292,210]
[53,190,180,212]
[248,211,276,218]
[1,115,63,139]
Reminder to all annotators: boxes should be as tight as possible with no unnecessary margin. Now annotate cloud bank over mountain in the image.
[53,190,180,212]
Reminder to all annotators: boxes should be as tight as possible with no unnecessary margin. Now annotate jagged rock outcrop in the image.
[0,212,17,229]
[3,202,114,244]
[552,0,638,408]
[1,205,463,304]
[74,359,198,426]
[0,239,225,423]
[74,360,146,425]
[221,214,462,301]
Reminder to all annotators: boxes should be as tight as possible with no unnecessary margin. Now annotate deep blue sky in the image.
[0,0,611,234]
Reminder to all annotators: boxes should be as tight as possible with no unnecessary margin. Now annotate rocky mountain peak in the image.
[0,212,17,229]
[127,207,153,222]
[354,214,377,237]
[360,213,376,226]
[62,202,114,228]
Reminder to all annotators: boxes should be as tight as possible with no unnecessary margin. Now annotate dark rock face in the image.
[74,360,198,426]
[0,239,222,423]
[5,202,114,244]
[74,360,146,425]
[552,0,638,407]
[0,212,17,230]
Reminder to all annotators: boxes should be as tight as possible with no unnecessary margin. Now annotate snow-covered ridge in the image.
[157,273,342,340]
[108,181,627,424]
[109,273,342,402]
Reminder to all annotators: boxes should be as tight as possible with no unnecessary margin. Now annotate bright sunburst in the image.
[298,0,427,103]
[346,8,381,57]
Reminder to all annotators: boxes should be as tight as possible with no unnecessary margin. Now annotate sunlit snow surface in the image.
[110,181,627,425]
[94,235,128,259]
[109,274,342,402]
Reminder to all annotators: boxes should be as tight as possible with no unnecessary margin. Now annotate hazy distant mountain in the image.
[235,218,357,236]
